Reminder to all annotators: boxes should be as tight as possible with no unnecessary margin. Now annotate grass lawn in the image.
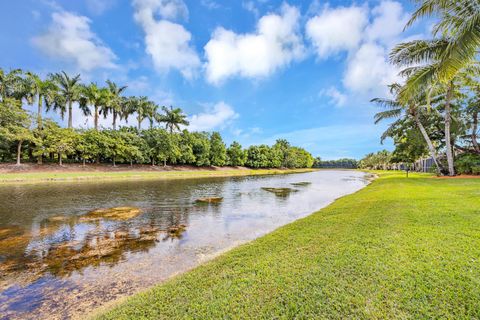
[96,171,480,319]
[0,168,316,184]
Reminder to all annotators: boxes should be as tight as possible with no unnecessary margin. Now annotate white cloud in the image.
[306,5,367,58]
[32,11,117,71]
[307,1,409,96]
[343,42,400,95]
[201,0,220,10]
[365,0,409,45]
[320,86,347,107]
[188,102,239,131]
[204,3,305,84]
[133,0,200,78]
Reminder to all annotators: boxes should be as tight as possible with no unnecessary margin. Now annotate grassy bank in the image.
[96,171,480,319]
[0,167,317,184]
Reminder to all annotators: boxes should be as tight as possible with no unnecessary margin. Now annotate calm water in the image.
[0,170,368,319]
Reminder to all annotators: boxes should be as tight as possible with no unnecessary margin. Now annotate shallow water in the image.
[0,170,368,319]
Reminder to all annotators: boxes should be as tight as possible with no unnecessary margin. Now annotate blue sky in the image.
[0,0,428,159]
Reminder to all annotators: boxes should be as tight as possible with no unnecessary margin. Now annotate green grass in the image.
[96,172,480,319]
[0,168,316,184]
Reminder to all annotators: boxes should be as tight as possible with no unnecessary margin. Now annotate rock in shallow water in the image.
[80,207,143,221]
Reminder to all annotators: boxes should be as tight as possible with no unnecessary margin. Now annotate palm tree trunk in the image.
[83,157,86,166]
[37,95,43,165]
[414,113,442,175]
[16,140,23,165]
[472,110,479,153]
[444,82,455,176]
[68,99,73,128]
[113,111,117,130]
[113,155,116,167]
[94,105,99,130]
[138,115,142,131]
[59,152,62,166]
[163,159,166,167]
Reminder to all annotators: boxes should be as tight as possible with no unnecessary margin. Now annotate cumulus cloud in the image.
[306,5,367,58]
[343,43,400,95]
[133,0,200,78]
[365,0,409,45]
[204,4,305,84]
[188,102,239,131]
[307,0,408,96]
[32,11,117,71]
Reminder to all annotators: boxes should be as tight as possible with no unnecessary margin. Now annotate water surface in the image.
[0,170,368,319]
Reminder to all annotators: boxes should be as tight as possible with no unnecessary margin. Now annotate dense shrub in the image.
[455,153,480,175]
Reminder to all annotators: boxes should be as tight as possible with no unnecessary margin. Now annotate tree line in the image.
[369,0,480,176]
[0,69,314,168]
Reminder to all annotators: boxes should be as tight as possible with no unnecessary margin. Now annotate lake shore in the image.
[0,163,318,184]
[94,171,480,319]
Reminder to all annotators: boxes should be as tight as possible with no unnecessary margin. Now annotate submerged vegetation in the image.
[0,70,314,169]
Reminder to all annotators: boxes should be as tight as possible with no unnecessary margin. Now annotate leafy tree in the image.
[209,132,227,166]
[177,131,196,165]
[191,132,210,166]
[246,145,271,168]
[40,121,77,165]
[0,98,35,165]
[0,68,24,100]
[227,141,247,166]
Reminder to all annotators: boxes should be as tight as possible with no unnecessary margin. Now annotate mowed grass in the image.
[0,168,316,184]
[96,172,480,319]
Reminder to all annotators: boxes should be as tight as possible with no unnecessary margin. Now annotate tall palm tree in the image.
[126,96,152,130]
[158,106,189,134]
[50,71,81,128]
[24,72,57,130]
[79,83,109,130]
[390,39,458,175]
[372,83,443,175]
[105,80,127,130]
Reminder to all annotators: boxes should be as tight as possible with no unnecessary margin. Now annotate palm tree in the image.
[390,39,457,175]
[158,106,189,134]
[0,68,24,101]
[50,71,81,128]
[126,96,152,130]
[105,80,127,130]
[404,0,480,87]
[79,83,109,130]
[24,72,57,130]
[372,83,443,175]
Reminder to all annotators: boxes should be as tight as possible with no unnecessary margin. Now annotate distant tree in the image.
[0,68,24,100]
[158,106,189,133]
[49,71,81,128]
[227,141,247,166]
[40,121,77,165]
[246,145,271,168]
[209,132,227,166]
[105,80,128,130]
[79,83,110,130]
[0,98,34,165]
[191,132,210,166]
[178,131,196,165]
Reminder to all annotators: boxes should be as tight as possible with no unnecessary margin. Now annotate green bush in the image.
[455,153,480,175]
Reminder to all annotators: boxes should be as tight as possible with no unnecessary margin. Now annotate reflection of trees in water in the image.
[0,207,190,289]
